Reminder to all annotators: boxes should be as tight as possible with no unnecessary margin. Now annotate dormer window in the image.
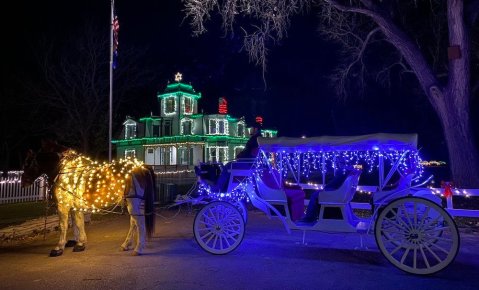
[237,122,245,137]
[125,149,136,158]
[163,96,176,115]
[124,121,137,139]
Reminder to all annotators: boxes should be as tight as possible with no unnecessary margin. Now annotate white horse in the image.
[21,149,156,257]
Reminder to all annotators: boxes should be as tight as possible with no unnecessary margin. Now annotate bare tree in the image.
[27,22,153,158]
[183,0,479,187]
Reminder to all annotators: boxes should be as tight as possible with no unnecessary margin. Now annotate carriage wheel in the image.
[193,201,245,255]
[374,197,459,275]
[231,199,248,224]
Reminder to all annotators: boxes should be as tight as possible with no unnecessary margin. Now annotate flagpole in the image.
[109,0,114,162]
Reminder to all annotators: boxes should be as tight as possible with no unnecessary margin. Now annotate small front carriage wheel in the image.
[374,196,460,275]
[193,201,245,254]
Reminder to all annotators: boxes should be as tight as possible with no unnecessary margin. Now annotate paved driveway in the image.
[0,210,478,290]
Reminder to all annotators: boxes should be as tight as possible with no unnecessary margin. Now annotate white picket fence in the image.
[0,171,46,204]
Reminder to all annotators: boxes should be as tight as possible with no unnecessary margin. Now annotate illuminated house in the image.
[113,73,277,168]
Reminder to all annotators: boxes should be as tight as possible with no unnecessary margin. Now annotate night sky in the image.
[2,0,463,167]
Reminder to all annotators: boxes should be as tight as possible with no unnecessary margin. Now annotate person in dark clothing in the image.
[195,123,262,193]
[236,123,262,159]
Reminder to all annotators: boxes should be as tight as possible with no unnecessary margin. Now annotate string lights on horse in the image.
[56,150,145,213]
[21,149,155,257]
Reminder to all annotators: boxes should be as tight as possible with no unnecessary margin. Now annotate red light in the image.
[255,116,263,125]
[219,97,228,114]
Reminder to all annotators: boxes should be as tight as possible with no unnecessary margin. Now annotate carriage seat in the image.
[373,173,414,205]
[317,169,362,204]
[195,160,255,193]
[257,169,305,221]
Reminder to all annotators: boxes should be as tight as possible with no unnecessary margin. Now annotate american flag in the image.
[112,15,119,69]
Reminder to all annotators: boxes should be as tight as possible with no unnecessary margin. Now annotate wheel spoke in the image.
[419,206,431,226]
[424,226,450,233]
[194,201,245,254]
[384,216,409,232]
[419,245,431,269]
[222,235,232,248]
[390,244,404,255]
[202,231,215,244]
[413,248,417,269]
[429,241,451,255]
[219,234,224,250]
[400,204,413,229]
[424,243,442,264]
[212,234,219,249]
[426,235,452,243]
[400,248,411,264]
[375,197,459,275]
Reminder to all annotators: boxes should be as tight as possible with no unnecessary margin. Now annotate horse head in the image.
[21,149,62,187]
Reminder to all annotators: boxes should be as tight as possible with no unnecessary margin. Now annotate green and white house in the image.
[113,73,277,169]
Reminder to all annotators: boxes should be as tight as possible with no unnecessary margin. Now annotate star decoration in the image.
[175,72,182,82]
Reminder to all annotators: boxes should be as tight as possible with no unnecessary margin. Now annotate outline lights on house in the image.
[175,72,182,82]
[219,97,228,114]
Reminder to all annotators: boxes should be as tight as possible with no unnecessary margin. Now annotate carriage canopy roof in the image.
[258,133,418,153]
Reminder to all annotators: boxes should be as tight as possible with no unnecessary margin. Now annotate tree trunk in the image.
[437,0,479,187]
[437,94,479,187]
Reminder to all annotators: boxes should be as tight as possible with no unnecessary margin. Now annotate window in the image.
[147,148,154,154]
[237,123,244,137]
[208,119,228,135]
[178,147,188,165]
[208,146,228,163]
[125,149,136,158]
[160,146,173,165]
[163,120,172,136]
[152,125,160,137]
[164,97,176,115]
[125,123,136,139]
[183,97,193,114]
[181,119,193,135]
[218,121,225,134]
[209,119,216,134]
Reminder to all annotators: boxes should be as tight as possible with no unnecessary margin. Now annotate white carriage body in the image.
[193,133,459,275]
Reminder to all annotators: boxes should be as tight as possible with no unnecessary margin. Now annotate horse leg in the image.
[65,209,78,247]
[123,198,145,256]
[71,210,87,252]
[120,198,135,251]
[50,204,69,257]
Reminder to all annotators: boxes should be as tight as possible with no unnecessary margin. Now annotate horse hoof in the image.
[65,240,78,247]
[73,244,86,252]
[132,251,141,256]
[120,246,129,251]
[49,249,63,257]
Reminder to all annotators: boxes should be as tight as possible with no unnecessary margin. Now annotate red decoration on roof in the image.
[219,97,228,114]
[255,116,263,125]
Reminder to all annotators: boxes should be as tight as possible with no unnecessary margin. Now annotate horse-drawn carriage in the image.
[193,133,460,275]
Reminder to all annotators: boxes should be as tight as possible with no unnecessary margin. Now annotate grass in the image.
[0,201,57,229]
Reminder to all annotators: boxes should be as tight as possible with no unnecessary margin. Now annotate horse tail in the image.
[144,167,156,239]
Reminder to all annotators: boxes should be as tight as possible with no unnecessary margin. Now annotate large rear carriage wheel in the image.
[375,197,459,275]
[194,201,245,254]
